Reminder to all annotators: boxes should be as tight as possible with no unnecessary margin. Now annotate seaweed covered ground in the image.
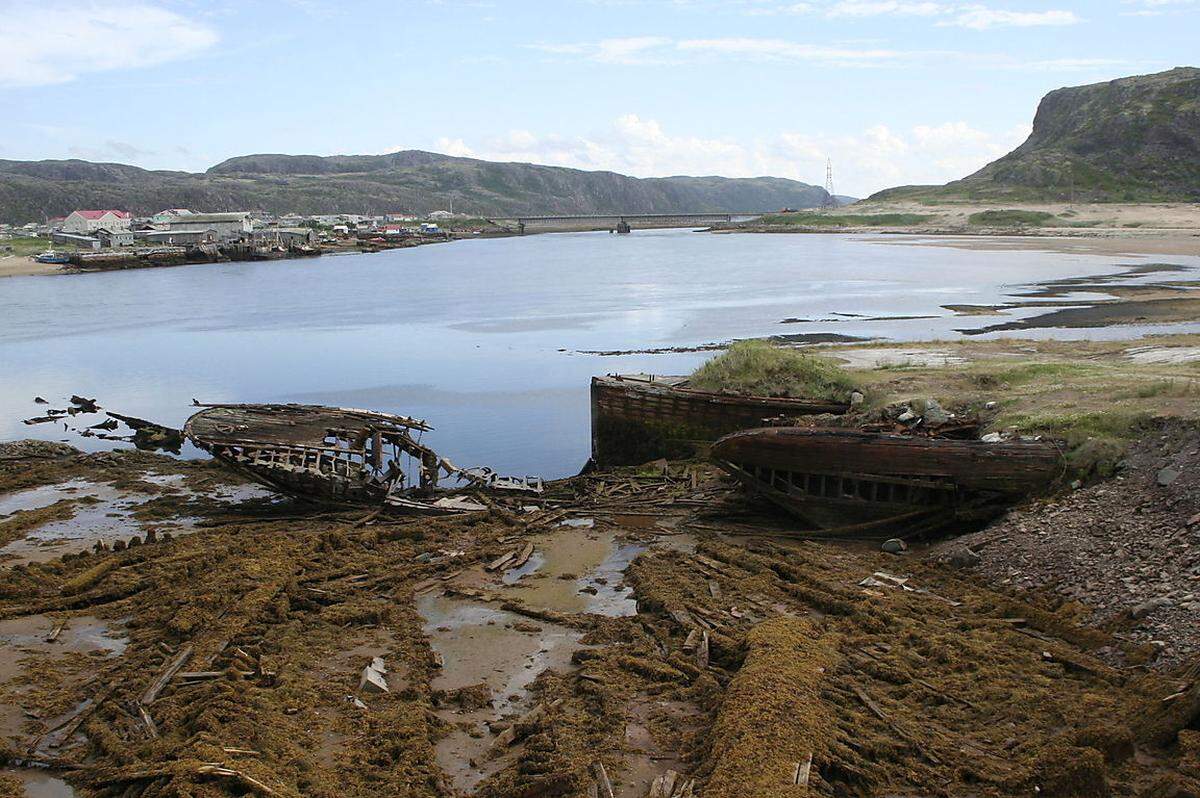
[0,439,1197,798]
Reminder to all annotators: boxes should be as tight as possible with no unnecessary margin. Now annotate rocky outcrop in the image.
[873,67,1200,202]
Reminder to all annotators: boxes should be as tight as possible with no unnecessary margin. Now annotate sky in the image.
[0,0,1196,197]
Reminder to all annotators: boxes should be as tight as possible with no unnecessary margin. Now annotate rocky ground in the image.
[932,421,1200,669]
[0,438,1197,798]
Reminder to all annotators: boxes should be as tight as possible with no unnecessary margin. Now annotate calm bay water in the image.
[2,229,1197,478]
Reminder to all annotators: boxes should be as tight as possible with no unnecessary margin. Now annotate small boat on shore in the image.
[711,427,1063,535]
[184,402,541,511]
[34,250,70,264]
[591,374,849,467]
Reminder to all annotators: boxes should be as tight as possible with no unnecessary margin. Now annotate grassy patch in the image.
[989,362,1099,385]
[758,212,935,227]
[0,236,51,257]
[690,340,860,401]
[968,209,1057,227]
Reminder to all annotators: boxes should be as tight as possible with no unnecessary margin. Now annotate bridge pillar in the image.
[616,219,631,234]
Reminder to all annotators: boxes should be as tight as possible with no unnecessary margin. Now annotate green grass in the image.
[968,209,1057,227]
[758,212,935,227]
[988,362,1099,385]
[0,236,50,257]
[689,340,860,401]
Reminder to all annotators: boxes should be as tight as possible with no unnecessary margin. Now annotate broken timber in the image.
[184,402,541,511]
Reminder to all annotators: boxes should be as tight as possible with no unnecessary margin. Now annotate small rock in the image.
[940,547,981,569]
[922,398,950,425]
[850,390,865,407]
[1130,597,1172,619]
[1157,468,1181,487]
[881,538,907,554]
[981,432,1004,443]
[897,409,916,423]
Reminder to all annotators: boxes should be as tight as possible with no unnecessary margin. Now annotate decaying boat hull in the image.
[590,375,848,467]
[184,402,540,511]
[712,427,1064,533]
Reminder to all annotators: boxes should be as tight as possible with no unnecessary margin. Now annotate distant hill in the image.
[0,150,828,224]
[871,67,1200,203]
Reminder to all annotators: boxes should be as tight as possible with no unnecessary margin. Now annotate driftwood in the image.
[793,752,813,786]
[592,761,615,798]
[508,541,536,570]
[141,644,193,704]
[196,763,279,796]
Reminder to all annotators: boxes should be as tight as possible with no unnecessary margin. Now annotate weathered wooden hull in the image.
[590,375,847,467]
[712,427,1063,532]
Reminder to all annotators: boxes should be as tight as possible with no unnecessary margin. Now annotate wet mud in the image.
[0,440,1196,797]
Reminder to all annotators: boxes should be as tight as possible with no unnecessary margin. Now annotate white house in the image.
[151,208,194,224]
[61,210,132,234]
[161,212,253,240]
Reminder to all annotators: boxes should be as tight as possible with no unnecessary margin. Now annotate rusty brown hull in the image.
[712,427,1063,530]
[590,375,848,467]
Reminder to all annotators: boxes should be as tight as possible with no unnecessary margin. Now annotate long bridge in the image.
[486,212,763,234]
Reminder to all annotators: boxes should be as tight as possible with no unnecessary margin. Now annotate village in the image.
[0,208,471,271]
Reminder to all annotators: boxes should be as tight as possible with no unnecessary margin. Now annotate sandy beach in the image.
[0,255,55,278]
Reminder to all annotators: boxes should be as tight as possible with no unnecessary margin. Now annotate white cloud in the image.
[676,38,904,65]
[1119,0,1196,14]
[744,0,1082,28]
[0,2,218,88]
[527,37,675,65]
[826,1,944,17]
[425,114,1030,197]
[946,6,1080,29]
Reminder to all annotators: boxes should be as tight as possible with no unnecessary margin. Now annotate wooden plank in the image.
[141,644,193,705]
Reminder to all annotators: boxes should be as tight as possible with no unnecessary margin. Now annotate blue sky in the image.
[0,0,1195,196]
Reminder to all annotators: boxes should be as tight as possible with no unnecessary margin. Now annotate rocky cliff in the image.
[872,67,1200,202]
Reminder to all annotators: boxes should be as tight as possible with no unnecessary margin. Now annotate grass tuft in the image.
[689,340,860,401]
[968,209,1057,227]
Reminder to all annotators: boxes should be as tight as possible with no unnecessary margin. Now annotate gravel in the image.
[929,421,1200,668]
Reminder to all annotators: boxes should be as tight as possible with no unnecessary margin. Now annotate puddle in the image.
[0,479,274,566]
[0,614,127,744]
[493,529,641,616]
[0,480,97,517]
[583,542,644,617]
[418,593,582,793]
[0,769,77,798]
[615,697,702,798]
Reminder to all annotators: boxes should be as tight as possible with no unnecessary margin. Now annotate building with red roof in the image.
[60,209,132,234]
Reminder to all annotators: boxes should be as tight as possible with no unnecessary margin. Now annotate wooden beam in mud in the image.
[141,644,193,705]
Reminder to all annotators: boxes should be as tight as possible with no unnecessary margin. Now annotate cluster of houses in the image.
[0,208,460,252]
[45,208,317,251]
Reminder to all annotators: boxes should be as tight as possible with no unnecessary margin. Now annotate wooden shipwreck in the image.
[590,374,848,467]
[184,403,540,511]
[711,427,1063,536]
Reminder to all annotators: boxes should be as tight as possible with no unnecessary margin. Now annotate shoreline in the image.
[716,199,1200,256]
